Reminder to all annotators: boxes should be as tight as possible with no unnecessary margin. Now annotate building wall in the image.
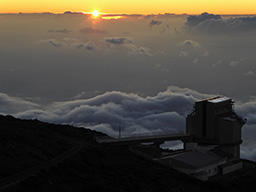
[184,142,198,151]
[221,161,243,175]
[205,102,216,140]
[186,98,243,146]
[219,119,241,144]
[169,158,194,170]
[169,158,227,180]
[220,145,240,159]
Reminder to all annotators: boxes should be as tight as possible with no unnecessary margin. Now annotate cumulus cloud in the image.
[62,38,97,50]
[105,37,151,57]
[104,37,152,57]
[79,27,108,34]
[48,29,72,34]
[181,40,200,48]
[37,39,65,48]
[179,51,188,57]
[244,71,255,76]
[47,39,63,47]
[178,40,205,58]
[37,38,97,51]
[1,86,256,160]
[105,37,129,45]
[73,41,97,50]
[149,19,162,27]
[186,12,222,27]
[127,44,152,57]
[50,40,62,47]
[186,12,256,33]
[229,61,239,67]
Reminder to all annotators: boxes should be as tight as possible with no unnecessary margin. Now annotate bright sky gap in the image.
[1,0,256,14]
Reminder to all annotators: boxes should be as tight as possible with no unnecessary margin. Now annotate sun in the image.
[92,10,100,18]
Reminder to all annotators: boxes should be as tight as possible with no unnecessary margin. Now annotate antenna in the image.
[119,124,122,138]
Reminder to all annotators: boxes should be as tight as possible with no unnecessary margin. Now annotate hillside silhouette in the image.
[0,115,256,192]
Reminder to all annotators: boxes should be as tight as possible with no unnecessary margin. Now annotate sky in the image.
[1,9,256,161]
[1,0,256,14]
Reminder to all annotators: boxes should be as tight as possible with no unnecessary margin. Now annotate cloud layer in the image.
[0,86,255,160]
[0,93,38,114]
[186,12,256,33]
[14,86,199,136]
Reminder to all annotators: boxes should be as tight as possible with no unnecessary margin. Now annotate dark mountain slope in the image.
[0,115,255,192]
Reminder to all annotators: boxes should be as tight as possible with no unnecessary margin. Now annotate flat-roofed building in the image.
[162,149,227,181]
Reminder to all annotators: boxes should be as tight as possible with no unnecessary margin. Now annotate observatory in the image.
[163,96,246,180]
[186,96,245,158]
[97,96,246,180]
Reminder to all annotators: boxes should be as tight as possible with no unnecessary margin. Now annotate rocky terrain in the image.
[0,115,256,192]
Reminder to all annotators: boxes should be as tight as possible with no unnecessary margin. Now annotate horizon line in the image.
[1,11,256,16]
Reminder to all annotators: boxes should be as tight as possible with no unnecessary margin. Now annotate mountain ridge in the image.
[0,115,255,192]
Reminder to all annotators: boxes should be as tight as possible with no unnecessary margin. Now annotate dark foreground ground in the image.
[0,115,256,192]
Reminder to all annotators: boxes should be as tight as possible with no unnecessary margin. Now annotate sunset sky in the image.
[1,0,256,14]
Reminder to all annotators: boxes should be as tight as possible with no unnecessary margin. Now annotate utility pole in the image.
[119,124,121,138]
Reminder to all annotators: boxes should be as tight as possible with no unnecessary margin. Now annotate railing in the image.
[115,130,185,139]
[95,130,189,144]
[95,130,185,140]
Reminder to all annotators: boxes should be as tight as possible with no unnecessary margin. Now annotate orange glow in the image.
[101,16,123,20]
[1,0,256,15]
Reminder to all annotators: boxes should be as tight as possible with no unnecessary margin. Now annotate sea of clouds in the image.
[0,86,255,160]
